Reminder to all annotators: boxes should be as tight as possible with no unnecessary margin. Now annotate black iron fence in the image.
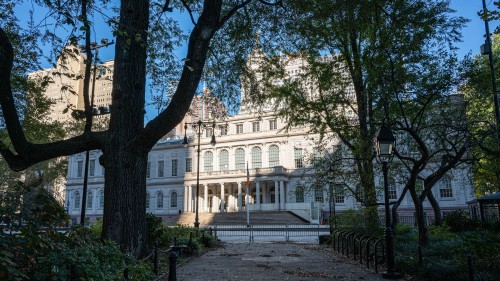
[331,230,386,273]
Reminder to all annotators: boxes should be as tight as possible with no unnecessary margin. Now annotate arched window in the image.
[74,192,81,209]
[171,191,178,208]
[146,192,150,209]
[295,186,304,203]
[157,191,164,209]
[268,145,279,167]
[251,147,262,168]
[204,151,213,172]
[99,190,104,209]
[219,150,229,171]
[235,148,245,169]
[86,191,93,209]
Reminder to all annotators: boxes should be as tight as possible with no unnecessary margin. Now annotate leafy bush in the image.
[198,230,216,247]
[442,210,480,232]
[335,208,383,235]
[90,217,103,239]
[394,225,500,281]
[1,226,154,280]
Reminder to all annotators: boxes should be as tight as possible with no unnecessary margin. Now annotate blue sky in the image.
[450,0,498,58]
[15,0,499,67]
[12,0,499,120]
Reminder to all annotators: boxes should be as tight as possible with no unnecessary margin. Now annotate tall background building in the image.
[28,46,114,124]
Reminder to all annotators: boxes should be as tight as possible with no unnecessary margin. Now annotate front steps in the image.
[161,211,309,226]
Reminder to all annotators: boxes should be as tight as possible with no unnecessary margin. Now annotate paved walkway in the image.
[176,242,385,281]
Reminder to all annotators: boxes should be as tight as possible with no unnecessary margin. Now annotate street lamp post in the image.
[183,120,216,228]
[375,123,401,279]
[480,0,500,130]
[79,39,114,226]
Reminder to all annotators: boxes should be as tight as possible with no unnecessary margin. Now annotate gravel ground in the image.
[176,242,386,281]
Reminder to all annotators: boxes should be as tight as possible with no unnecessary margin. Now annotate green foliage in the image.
[394,225,500,280]
[0,181,69,230]
[145,217,217,256]
[334,208,383,236]
[198,229,216,248]
[146,213,169,248]
[1,224,155,280]
[90,217,103,239]
[177,235,203,255]
[442,210,480,232]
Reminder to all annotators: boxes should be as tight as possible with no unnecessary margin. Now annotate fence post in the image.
[168,251,178,281]
[467,255,474,281]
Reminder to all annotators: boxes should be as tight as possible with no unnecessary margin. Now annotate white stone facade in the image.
[64,110,475,225]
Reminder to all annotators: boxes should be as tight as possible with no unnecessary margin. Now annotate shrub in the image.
[335,208,383,235]
[90,217,103,239]
[198,230,216,247]
[442,210,480,232]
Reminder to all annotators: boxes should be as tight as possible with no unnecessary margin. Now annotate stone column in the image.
[238,182,242,212]
[220,183,225,212]
[256,181,261,210]
[274,180,279,210]
[188,185,193,213]
[182,186,188,212]
[263,183,268,204]
[280,180,286,210]
[204,184,208,213]
[228,184,233,212]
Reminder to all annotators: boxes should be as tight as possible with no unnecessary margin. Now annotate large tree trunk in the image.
[409,187,427,265]
[426,190,442,225]
[101,0,149,257]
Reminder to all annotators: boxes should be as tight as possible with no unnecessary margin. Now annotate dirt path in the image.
[176,242,385,281]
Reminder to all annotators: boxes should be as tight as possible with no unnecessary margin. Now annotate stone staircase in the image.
[162,211,309,226]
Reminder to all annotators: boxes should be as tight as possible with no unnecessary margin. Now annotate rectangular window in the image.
[220,125,228,136]
[334,193,344,204]
[252,122,260,132]
[146,162,151,178]
[89,159,95,177]
[269,119,277,130]
[186,158,192,172]
[236,124,243,134]
[388,183,397,200]
[77,160,83,177]
[294,148,303,168]
[314,188,324,203]
[158,160,164,177]
[206,128,213,138]
[171,159,178,176]
[439,178,453,198]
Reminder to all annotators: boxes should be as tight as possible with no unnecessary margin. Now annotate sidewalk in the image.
[176,242,385,281]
